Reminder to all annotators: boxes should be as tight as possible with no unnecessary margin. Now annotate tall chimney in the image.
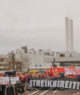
[65,17,69,51]
[69,19,73,51]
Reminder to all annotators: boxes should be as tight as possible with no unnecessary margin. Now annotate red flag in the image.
[50,66,53,74]
[50,66,54,77]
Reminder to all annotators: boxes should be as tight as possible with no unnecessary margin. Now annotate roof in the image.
[55,57,80,63]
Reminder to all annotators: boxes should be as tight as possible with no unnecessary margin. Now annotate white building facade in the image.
[15,48,60,71]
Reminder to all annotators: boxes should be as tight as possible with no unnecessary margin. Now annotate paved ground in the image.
[22,89,80,95]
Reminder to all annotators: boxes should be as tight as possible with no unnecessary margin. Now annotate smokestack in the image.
[65,17,69,51]
[69,19,73,51]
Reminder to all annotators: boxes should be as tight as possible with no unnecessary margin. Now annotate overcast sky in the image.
[0,0,80,54]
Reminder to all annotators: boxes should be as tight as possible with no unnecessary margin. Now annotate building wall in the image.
[0,55,10,72]
[15,49,59,70]
[13,48,80,71]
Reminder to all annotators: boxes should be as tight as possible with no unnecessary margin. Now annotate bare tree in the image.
[15,50,30,72]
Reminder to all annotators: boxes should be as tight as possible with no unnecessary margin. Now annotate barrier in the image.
[0,77,22,95]
[0,85,19,95]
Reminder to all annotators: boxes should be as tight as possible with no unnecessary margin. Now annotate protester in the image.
[60,72,65,78]
[19,73,26,83]
[0,74,3,77]
[41,73,45,78]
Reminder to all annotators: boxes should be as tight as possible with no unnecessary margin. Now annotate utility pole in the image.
[11,51,15,70]
[52,58,55,69]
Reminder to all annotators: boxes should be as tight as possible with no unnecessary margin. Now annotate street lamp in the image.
[52,58,55,69]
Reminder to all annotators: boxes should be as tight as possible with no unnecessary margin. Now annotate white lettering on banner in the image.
[60,81,64,88]
[41,80,45,87]
[45,80,48,87]
[29,80,32,87]
[36,80,40,87]
[10,77,19,84]
[0,77,19,85]
[73,82,77,89]
[0,77,9,85]
[48,80,52,87]
[77,82,80,89]
[33,80,36,87]
[69,81,72,88]
[53,81,57,87]
[57,81,61,87]
[65,81,69,88]
[29,79,80,90]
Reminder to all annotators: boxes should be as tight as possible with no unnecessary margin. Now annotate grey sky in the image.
[0,0,80,54]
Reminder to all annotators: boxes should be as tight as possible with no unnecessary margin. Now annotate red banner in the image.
[53,66,80,75]
[54,67,65,73]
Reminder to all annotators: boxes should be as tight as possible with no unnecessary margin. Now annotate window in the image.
[60,54,65,57]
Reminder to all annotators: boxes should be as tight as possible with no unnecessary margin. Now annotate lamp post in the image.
[11,51,15,70]
[52,58,55,69]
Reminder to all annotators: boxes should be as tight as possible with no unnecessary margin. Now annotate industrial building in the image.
[0,17,80,72]
[15,48,59,72]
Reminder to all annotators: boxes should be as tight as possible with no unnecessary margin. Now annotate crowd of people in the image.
[0,69,80,83]
[16,71,80,83]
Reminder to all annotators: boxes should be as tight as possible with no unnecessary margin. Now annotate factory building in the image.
[55,17,80,67]
[0,17,80,72]
[15,48,60,72]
